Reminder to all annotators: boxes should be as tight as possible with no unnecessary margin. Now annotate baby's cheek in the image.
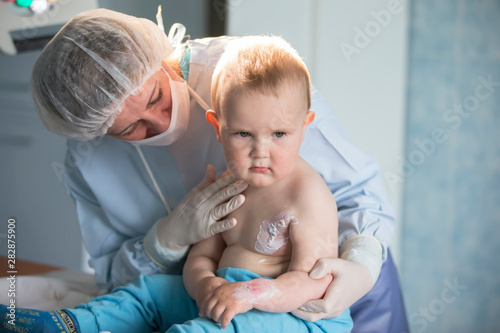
[224,152,244,175]
[274,145,298,167]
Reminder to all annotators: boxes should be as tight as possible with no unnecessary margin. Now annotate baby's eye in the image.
[236,132,250,137]
[274,132,286,138]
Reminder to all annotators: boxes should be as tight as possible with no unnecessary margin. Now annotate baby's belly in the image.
[218,244,291,278]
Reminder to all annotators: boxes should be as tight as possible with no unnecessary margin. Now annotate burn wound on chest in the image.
[254,208,298,255]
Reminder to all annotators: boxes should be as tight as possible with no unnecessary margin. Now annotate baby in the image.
[1,36,353,333]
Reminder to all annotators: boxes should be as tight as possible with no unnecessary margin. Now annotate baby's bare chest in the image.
[222,194,297,256]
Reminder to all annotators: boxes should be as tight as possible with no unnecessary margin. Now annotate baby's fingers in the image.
[211,303,227,325]
[220,309,236,329]
[199,295,216,319]
[204,300,216,320]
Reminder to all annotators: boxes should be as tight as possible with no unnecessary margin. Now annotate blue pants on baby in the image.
[66,267,353,333]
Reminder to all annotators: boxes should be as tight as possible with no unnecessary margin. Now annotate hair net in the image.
[31,8,174,141]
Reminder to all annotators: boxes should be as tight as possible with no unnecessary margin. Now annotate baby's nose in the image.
[251,139,270,158]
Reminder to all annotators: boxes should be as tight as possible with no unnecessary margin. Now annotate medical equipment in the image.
[0,0,97,55]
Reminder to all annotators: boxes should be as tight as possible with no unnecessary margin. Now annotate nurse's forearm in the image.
[340,235,383,285]
[143,220,189,270]
[101,236,172,293]
[335,158,396,261]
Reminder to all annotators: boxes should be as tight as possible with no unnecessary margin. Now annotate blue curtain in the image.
[402,0,500,332]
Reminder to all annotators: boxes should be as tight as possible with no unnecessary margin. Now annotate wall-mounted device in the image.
[0,0,98,55]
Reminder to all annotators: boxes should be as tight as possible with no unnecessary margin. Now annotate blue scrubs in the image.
[67,267,353,333]
[62,36,408,331]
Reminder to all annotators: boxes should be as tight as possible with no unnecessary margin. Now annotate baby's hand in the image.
[196,276,228,310]
[199,282,255,329]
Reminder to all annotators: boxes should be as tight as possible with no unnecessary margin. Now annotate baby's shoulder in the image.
[283,159,334,213]
[285,159,337,228]
[292,158,331,195]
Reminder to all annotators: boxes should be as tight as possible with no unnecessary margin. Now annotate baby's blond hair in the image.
[211,36,311,115]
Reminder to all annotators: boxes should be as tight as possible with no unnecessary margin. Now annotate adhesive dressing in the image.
[232,279,278,304]
[254,209,298,255]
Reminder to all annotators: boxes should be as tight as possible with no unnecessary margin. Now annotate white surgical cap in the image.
[31,8,174,141]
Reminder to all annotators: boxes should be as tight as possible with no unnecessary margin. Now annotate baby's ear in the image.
[304,110,315,127]
[206,110,221,142]
[301,111,315,141]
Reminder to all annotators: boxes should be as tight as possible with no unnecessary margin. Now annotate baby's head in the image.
[211,36,311,117]
[207,36,315,187]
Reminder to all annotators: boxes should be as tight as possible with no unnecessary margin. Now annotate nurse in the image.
[31,8,408,332]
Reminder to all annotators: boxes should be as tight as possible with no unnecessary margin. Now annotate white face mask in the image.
[126,67,191,146]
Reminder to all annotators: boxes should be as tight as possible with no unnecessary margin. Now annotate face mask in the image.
[126,67,191,146]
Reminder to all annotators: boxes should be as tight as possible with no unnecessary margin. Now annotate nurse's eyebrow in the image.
[146,80,158,109]
[109,80,158,136]
[147,88,163,107]
[110,122,135,136]
[113,121,137,136]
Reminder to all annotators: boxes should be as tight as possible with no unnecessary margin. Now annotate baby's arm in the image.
[199,271,332,329]
[183,233,227,308]
[253,178,339,313]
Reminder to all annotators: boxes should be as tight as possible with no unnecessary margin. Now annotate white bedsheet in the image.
[0,270,98,311]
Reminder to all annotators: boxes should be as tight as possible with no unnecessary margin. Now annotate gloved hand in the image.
[292,235,383,321]
[156,164,247,250]
[291,258,373,321]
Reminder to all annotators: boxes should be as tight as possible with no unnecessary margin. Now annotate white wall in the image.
[0,64,85,270]
[228,0,408,265]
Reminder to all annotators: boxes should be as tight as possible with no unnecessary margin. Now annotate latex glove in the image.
[144,165,247,269]
[291,258,373,321]
[292,235,383,321]
[157,164,247,250]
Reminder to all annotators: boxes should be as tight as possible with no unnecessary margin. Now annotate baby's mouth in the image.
[250,167,269,173]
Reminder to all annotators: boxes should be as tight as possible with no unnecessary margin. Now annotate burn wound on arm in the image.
[254,209,298,255]
[232,279,278,304]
